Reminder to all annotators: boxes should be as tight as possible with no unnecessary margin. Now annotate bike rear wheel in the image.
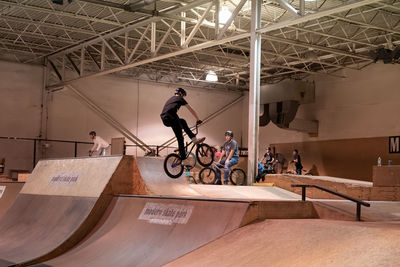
[196,143,214,167]
[198,167,217,184]
[164,153,184,178]
[229,168,246,185]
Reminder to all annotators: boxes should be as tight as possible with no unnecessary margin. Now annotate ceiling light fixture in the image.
[219,6,232,24]
[206,71,218,82]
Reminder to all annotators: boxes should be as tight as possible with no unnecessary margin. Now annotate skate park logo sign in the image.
[49,173,80,185]
[139,202,194,225]
[0,186,5,198]
[389,136,400,153]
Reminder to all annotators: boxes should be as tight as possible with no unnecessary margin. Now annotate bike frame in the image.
[183,124,200,158]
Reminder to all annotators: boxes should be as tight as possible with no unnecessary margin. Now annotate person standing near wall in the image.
[214,131,239,185]
[292,149,303,175]
[89,131,110,156]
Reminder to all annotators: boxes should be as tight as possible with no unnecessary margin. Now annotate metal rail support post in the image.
[247,0,261,185]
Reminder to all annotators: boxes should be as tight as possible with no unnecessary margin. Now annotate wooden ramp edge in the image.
[0,182,24,219]
[0,156,140,266]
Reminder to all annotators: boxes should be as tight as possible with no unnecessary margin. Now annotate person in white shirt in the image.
[89,131,109,156]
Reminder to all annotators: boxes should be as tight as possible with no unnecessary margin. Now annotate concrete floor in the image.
[166,219,400,267]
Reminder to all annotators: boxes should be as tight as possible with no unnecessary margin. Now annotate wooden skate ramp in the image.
[0,182,23,218]
[0,156,130,266]
[35,196,249,267]
[135,157,201,196]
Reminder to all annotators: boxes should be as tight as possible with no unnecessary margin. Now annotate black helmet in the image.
[89,131,96,136]
[175,88,187,96]
[225,130,233,137]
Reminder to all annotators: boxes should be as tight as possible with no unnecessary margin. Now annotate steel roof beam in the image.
[46,0,381,89]
[48,0,213,58]
[0,0,122,27]
[257,0,383,35]
[274,0,300,17]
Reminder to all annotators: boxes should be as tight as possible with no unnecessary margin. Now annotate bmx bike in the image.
[198,162,247,185]
[163,125,214,178]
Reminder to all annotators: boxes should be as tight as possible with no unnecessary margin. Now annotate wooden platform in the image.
[263,173,400,201]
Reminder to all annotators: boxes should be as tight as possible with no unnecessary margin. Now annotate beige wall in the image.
[258,63,400,148]
[46,75,245,157]
[257,63,400,180]
[1,59,400,181]
[0,61,43,172]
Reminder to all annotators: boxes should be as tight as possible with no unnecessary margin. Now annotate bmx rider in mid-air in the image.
[160,88,205,165]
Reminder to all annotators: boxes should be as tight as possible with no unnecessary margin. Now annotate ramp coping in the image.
[115,194,252,203]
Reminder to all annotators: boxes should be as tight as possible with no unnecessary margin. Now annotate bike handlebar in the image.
[190,121,202,135]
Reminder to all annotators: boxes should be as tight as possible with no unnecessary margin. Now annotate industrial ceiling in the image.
[0,0,399,90]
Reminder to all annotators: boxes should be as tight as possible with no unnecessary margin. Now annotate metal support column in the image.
[247,0,261,186]
[33,139,37,169]
[214,0,219,37]
[74,142,78,157]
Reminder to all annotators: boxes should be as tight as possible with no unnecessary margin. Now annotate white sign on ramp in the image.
[0,186,5,198]
[139,202,194,225]
[49,173,80,185]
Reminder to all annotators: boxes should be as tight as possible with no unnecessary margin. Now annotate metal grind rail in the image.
[291,184,370,221]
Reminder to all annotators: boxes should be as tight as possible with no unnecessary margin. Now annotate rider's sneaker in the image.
[192,136,205,144]
[215,180,222,185]
[223,181,229,185]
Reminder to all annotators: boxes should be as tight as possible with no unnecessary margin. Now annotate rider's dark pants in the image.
[162,117,195,159]
[295,164,303,175]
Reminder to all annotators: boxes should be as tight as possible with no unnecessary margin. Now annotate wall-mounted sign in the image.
[0,186,5,198]
[139,202,194,225]
[239,148,248,157]
[389,136,400,153]
[49,173,80,185]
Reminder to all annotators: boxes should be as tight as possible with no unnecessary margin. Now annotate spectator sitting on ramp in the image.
[214,131,239,185]
[160,88,205,166]
[89,131,110,156]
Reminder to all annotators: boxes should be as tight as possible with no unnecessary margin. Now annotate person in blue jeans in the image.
[215,131,239,185]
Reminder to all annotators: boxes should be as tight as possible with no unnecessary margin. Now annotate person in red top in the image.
[160,88,205,165]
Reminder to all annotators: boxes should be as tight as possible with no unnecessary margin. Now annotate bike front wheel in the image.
[199,167,217,184]
[184,152,197,170]
[229,168,246,185]
[164,153,184,179]
[196,143,214,167]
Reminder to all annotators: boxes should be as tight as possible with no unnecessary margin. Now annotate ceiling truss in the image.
[0,0,399,90]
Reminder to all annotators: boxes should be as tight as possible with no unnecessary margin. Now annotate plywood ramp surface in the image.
[0,182,23,218]
[166,219,400,267]
[0,156,129,266]
[35,196,249,267]
[135,157,302,201]
[20,156,123,197]
[136,157,201,196]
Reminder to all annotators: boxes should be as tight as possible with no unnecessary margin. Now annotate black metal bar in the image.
[292,184,370,207]
[33,139,36,168]
[74,142,78,157]
[301,186,306,201]
[0,136,92,145]
[292,184,370,221]
[48,59,62,81]
[313,185,370,207]
[66,54,81,76]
